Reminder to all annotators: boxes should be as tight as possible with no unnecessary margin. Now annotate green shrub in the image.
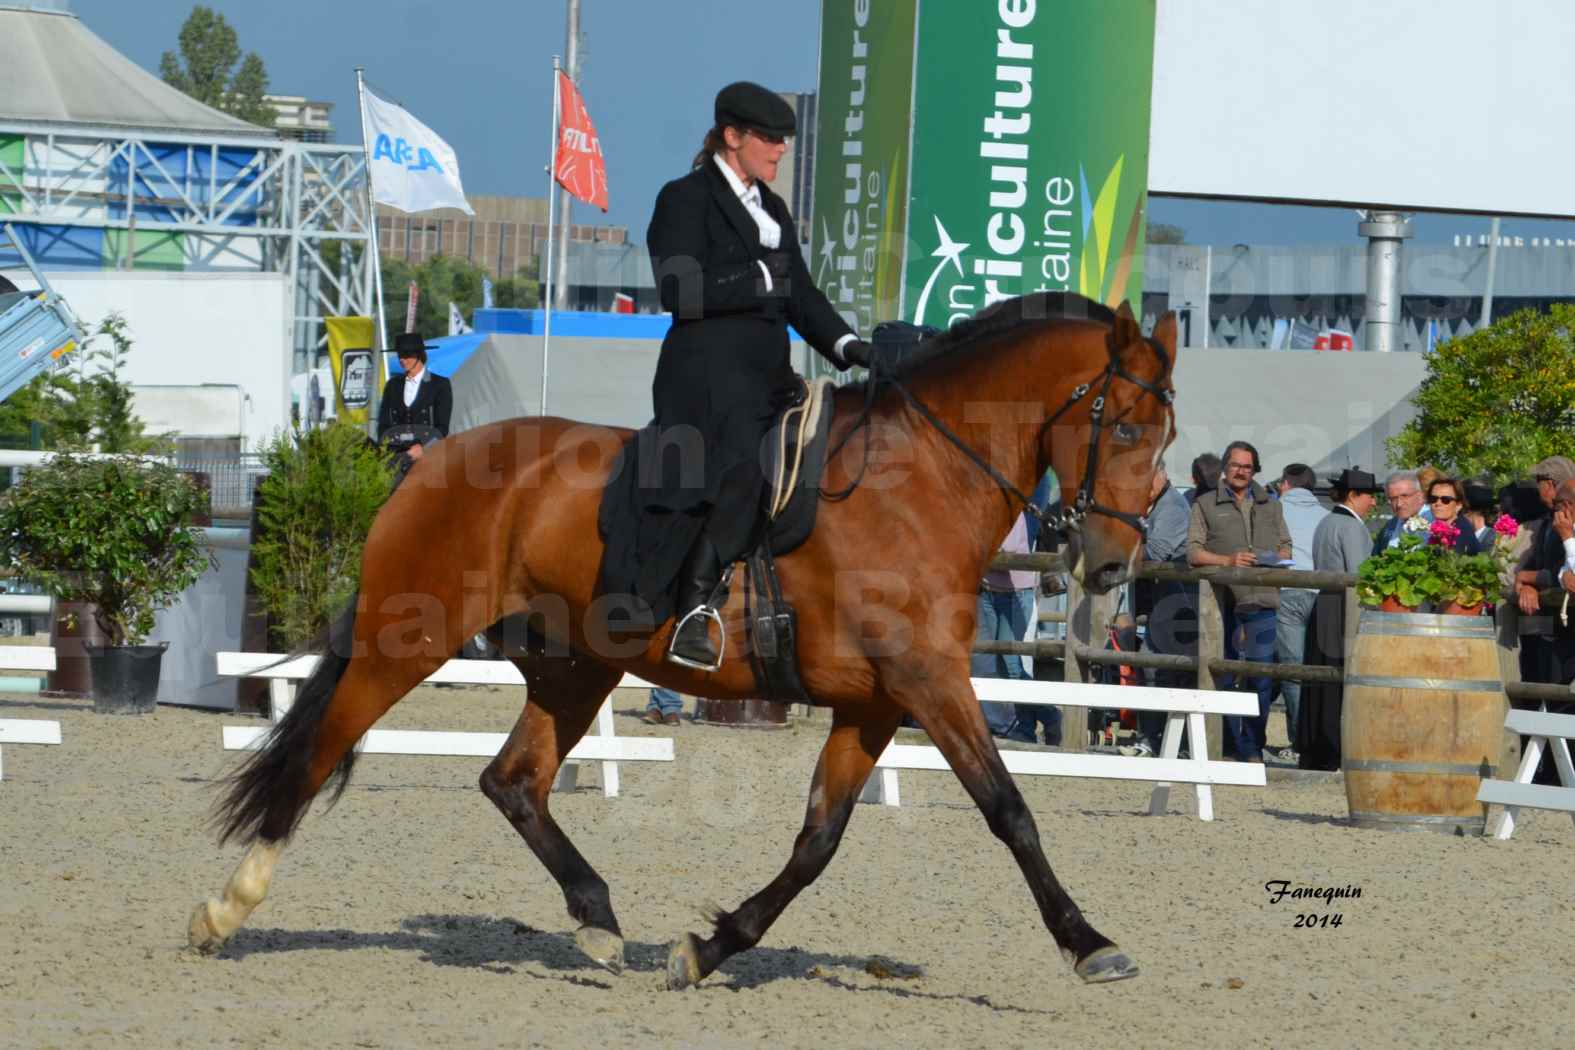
[0,454,212,645]
[249,423,394,648]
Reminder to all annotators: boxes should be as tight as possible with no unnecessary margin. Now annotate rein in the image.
[821,341,1174,543]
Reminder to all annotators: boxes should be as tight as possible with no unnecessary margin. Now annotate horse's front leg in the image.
[665,704,902,989]
[891,666,1137,983]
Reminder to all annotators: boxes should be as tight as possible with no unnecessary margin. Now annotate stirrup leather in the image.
[666,603,725,672]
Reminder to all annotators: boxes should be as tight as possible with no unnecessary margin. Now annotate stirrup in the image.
[666,604,725,672]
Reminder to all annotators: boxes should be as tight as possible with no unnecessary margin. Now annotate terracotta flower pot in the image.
[1439,600,1484,616]
[1379,596,1418,613]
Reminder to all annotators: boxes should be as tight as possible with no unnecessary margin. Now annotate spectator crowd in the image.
[970,443,1575,779]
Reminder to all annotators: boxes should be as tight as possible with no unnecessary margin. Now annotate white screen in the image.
[1149,0,1575,217]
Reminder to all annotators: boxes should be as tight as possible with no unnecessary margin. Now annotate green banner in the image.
[902,0,1155,327]
[810,0,918,364]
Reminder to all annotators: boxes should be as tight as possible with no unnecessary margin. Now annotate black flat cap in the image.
[715,81,796,137]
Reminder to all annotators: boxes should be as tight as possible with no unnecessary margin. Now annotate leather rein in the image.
[823,337,1175,543]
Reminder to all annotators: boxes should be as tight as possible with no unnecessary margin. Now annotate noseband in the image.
[824,336,1174,543]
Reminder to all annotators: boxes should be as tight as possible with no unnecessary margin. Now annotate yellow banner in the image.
[323,317,382,425]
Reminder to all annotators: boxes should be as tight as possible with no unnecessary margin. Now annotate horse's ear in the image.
[1107,301,1142,357]
[1152,312,1178,356]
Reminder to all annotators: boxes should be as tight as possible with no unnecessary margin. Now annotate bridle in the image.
[823,335,1175,542]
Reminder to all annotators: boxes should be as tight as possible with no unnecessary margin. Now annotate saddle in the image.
[740,328,935,705]
[738,376,836,705]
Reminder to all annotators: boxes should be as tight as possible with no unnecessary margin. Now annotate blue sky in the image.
[68,0,1575,248]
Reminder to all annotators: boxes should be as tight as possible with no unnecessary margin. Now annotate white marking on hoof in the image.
[187,841,282,953]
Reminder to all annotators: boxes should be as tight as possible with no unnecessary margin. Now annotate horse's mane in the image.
[882,292,1120,379]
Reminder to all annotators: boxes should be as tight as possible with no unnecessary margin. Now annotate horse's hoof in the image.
[665,933,703,991]
[1075,945,1139,984]
[574,924,624,975]
[187,901,227,955]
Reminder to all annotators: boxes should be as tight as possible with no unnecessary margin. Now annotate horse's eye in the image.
[1113,423,1142,445]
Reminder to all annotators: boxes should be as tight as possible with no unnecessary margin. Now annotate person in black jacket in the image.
[643,81,874,671]
[376,331,452,468]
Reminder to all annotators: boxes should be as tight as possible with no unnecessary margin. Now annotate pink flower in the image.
[1493,514,1519,538]
[1428,519,1461,546]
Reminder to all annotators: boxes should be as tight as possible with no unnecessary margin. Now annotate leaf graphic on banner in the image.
[875,148,905,316]
[1105,200,1145,309]
[1091,155,1126,296]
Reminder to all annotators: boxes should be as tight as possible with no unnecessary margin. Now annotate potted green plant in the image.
[0,453,212,713]
[1356,527,1448,611]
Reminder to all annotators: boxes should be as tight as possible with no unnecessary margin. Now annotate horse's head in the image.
[1046,305,1177,594]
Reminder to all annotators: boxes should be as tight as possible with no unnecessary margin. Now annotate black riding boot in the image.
[667,532,726,671]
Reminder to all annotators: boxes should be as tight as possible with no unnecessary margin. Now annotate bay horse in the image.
[190,292,1177,989]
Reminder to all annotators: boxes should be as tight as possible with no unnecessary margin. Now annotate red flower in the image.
[1428,519,1461,546]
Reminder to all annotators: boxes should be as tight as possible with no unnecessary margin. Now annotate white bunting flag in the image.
[363,89,474,215]
[448,301,472,336]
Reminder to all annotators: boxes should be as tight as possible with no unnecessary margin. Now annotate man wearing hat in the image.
[377,331,453,465]
[617,81,874,671]
[1298,467,1380,770]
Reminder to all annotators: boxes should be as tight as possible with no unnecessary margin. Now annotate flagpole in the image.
[355,66,390,434]
[540,55,561,418]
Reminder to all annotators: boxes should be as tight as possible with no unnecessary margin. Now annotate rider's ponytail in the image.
[692,126,727,169]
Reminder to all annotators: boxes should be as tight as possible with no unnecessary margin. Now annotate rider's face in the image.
[724,126,789,186]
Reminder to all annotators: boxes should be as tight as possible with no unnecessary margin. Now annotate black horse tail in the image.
[213,590,362,846]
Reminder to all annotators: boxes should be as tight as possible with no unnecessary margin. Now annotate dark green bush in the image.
[249,423,394,647]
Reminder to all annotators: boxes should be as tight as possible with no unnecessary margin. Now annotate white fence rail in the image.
[216,652,673,798]
[862,677,1266,820]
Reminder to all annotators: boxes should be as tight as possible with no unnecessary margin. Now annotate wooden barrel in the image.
[692,698,789,728]
[1343,610,1506,835]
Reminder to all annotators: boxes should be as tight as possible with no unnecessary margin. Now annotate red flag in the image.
[405,280,419,333]
[554,72,609,212]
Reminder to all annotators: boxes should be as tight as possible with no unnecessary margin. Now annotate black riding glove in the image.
[842,339,875,370]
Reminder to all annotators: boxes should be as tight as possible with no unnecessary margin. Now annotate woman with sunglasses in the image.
[618,82,875,670]
[1425,477,1483,555]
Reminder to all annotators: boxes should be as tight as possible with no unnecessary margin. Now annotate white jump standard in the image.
[0,646,60,782]
[1477,705,1575,840]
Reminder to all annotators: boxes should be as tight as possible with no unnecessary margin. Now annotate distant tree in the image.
[1147,223,1187,245]
[381,256,541,344]
[159,6,277,127]
[1387,304,1575,480]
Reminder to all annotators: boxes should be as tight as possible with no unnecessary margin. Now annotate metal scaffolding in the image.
[0,120,373,373]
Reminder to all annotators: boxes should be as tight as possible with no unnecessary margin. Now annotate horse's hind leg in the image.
[479,653,626,972]
[665,705,902,990]
[896,671,1136,983]
[191,597,449,953]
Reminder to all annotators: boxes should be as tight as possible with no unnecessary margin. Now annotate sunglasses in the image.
[746,129,787,146]
[1427,495,1457,505]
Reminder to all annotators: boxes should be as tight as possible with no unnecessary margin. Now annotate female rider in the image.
[644,81,872,669]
